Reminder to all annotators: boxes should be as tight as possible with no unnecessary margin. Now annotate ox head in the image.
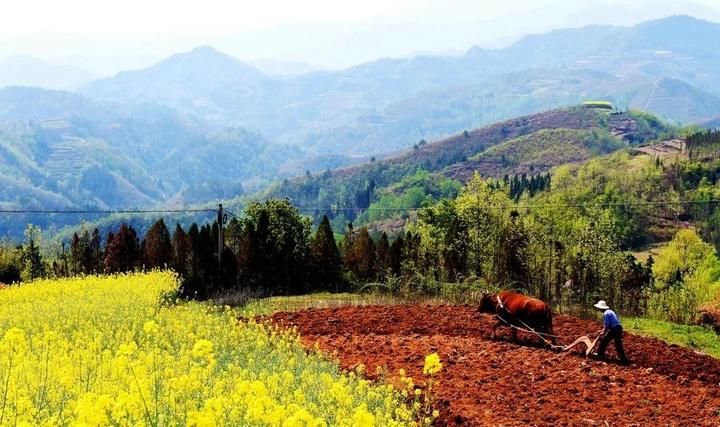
[477,293,497,314]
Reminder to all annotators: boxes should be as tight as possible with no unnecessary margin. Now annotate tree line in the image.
[0,199,432,301]
[0,189,650,314]
[687,129,720,161]
[4,141,720,325]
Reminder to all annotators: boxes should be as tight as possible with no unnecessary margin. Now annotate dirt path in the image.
[268,305,720,426]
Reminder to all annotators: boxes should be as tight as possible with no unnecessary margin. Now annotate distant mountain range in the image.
[247,59,322,76]
[2,15,720,239]
[0,56,99,91]
[80,16,720,155]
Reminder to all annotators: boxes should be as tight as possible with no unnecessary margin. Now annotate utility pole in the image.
[217,203,224,270]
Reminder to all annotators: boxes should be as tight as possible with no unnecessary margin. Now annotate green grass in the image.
[625,317,720,358]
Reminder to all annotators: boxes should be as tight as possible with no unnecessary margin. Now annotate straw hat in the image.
[594,300,610,310]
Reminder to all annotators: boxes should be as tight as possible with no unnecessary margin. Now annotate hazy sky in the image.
[0,0,579,37]
[1,0,718,74]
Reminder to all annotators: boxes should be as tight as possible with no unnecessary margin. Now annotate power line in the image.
[0,208,216,215]
[1,199,719,216]
[223,209,241,219]
[293,199,720,212]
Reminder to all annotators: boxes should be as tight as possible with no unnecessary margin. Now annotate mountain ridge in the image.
[79,16,720,155]
[0,56,99,91]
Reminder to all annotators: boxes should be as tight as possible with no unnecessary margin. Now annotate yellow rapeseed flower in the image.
[423,353,442,376]
[0,272,416,425]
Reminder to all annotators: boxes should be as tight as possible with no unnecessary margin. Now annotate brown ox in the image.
[478,291,555,345]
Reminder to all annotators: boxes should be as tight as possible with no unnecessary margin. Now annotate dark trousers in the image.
[597,325,628,361]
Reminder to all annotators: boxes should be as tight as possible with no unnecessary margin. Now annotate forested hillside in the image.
[8,125,720,329]
[265,107,675,230]
[0,87,347,238]
[10,106,673,248]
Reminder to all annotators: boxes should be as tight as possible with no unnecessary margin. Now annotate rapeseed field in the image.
[0,271,415,426]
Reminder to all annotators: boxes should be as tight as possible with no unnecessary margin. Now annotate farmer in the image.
[593,300,631,364]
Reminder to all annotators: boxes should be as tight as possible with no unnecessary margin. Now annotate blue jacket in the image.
[603,309,621,329]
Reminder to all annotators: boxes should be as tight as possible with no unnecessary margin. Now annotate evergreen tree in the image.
[90,228,103,274]
[224,218,243,256]
[341,223,354,256]
[310,215,342,292]
[219,246,238,291]
[70,232,88,275]
[254,209,272,288]
[184,224,203,298]
[171,223,189,278]
[388,236,405,277]
[198,224,218,297]
[345,227,375,281]
[53,242,69,278]
[143,218,172,269]
[236,221,260,287]
[375,232,390,279]
[22,225,45,281]
[103,224,139,273]
[69,229,101,276]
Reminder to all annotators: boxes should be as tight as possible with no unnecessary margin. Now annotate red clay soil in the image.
[268,305,720,426]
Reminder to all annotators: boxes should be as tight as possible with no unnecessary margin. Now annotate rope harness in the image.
[494,296,600,355]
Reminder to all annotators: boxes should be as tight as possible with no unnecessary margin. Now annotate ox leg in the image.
[541,327,556,347]
[511,325,518,343]
[491,320,503,339]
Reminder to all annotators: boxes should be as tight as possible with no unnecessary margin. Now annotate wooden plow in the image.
[494,313,600,356]
[559,335,600,356]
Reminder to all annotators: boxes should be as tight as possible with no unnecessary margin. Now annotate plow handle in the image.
[561,335,601,356]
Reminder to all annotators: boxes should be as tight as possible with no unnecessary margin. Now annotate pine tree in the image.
[22,225,45,281]
[310,216,342,292]
[219,246,238,291]
[184,224,202,298]
[70,232,87,275]
[236,221,260,287]
[345,227,375,281]
[171,224,189,278]
[341,223,355,256]
[90,228,102,273]
[255,210,272,290]
[104,224,139,273]
[388,236,404,277]
[198,224,218,297]
[375,232,390,279]
[143,218,172,269]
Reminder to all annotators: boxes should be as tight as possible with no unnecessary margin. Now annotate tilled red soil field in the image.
[268,304,720,426]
